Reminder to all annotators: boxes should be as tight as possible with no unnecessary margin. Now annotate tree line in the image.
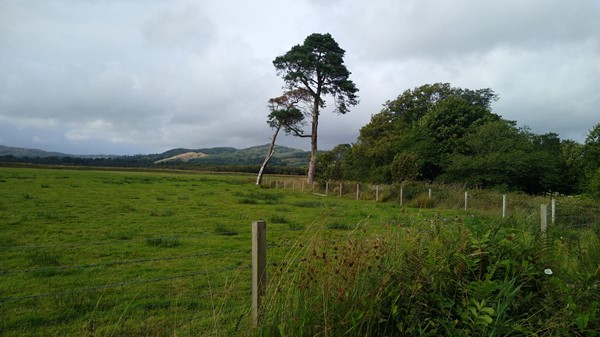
[0,155,306,175]
[314,83,600,197]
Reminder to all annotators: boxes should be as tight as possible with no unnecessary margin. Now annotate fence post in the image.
[339,182,342,198]
[540,204,548,239]
[356,184,360,201]
[502,194,507,218]
[428,188,432,200]
[325,181,329,196]
[464,191,468,211]
[551,198,556,224]
[376,185,379,202]
[252,220,267,326]
[400,186,403,206]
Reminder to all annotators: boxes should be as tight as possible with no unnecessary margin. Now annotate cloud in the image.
[0,0,598,155]
[142,4,215,53]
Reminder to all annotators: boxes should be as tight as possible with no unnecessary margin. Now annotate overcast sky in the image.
[1,0,599,155]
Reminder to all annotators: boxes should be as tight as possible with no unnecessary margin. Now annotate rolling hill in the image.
[0,144,309,167]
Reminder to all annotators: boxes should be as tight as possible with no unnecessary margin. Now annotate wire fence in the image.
[0,231,256,336]
[263,177,600,229]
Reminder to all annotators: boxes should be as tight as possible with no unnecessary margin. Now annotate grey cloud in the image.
[337,0,600,61]
[0,0,598,155]
[142,4,215,53]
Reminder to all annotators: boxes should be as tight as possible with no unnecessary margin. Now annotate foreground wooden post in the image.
[325,181,329,196]
[428,188,432,199]
[540,205,548,239]
[464,191,468,211]
[502,194,507,218]
[252,220,266,326]
[356,184,360,200]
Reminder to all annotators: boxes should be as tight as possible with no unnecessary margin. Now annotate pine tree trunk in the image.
[306,109,319,185]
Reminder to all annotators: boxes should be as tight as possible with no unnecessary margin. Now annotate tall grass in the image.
[249,216,600,336]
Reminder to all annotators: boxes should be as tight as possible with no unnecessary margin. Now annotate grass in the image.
[0,166,598,336]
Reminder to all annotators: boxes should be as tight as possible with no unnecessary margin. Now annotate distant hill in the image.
[0,144,309,167]
[151,144,309,166]
[0,145,111,159]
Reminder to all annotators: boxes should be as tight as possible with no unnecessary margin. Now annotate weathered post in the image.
[325,181,329,196]
[428,188,432,200]
[540,204,548,239]
[400,186,403,206]
[375,185,379,202]
[551,198,556,225]
[502,194,507,219]
[356,183,360,201]
[464,191,468,211]
[252,220,267,325]
[339,182,342,198]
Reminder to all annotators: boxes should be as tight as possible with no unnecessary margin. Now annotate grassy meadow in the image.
[0,166,599,336]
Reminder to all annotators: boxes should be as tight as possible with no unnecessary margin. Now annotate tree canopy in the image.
[273,33,358,184]
[318,83,594,195]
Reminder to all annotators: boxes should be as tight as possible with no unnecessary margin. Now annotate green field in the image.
[1,167,598,336]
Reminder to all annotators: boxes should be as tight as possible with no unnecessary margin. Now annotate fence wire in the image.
[0,250,245,275]
[0,264,246,304]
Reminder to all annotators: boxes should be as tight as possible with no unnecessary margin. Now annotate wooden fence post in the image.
[325,181,329,196]
[540,204,548,239]
[400,186,403,206]
[464,191,468,211]
[502,194,507,218]
[339,182,342,198]
[551,198,556,224]
[356,184,360,201]
[252,220,266,326]
[428,188,432,199]
[375,185,379,202]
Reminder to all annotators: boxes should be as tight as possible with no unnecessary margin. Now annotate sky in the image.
[1,0,599,155]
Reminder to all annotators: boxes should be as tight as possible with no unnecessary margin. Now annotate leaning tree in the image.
[273,33,358,184]
[256,89,308,185]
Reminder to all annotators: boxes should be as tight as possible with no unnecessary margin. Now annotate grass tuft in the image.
[213,224,238,236]
[293,200,323,208]
[145,237,181,248]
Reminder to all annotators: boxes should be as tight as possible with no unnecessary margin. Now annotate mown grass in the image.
[0,166,598,336]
